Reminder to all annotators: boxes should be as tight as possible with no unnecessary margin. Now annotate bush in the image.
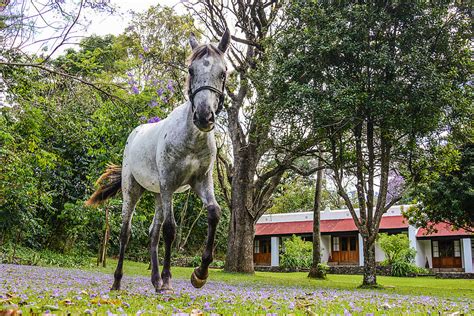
[280,235,312,270]
[211,260,225,268]
[190,255,201,267]
[378,233,425,277]
[0,243,92,268]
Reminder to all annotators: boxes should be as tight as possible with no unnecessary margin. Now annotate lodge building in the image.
[254,205,473,272]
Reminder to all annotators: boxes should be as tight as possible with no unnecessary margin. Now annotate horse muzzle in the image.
[193,111,215,132]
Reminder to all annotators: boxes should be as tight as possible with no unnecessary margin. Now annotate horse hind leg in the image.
[149,193,163,292]
[111,172,144,291]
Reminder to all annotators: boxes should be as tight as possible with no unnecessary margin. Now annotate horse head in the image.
[187,29,230,132]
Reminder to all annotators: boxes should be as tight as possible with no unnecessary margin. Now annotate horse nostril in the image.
[209,112,215,123]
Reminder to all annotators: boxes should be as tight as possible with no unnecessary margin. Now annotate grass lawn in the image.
[1,259,472,315]
[94,259,474,299]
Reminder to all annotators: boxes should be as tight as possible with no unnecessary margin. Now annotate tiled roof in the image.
[255,215,408,236]
[416,222,472,237]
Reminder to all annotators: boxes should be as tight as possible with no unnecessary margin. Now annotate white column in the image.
[358,233,364,266]
[408,224,421,267]
[271,236,280,267]
[462,238,472,273]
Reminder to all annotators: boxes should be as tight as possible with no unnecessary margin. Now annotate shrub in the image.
[280,235,312,270]
[378,233,424,277]
[190,255,201,267]
[0,243,91,268]
[211,260,225,268]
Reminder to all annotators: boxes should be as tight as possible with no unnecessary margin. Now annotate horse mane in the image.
[185,44,224,96]
[188,44,223,64]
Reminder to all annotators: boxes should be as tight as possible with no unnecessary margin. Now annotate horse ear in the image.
[189,32,199,50]
[218,28,230,53]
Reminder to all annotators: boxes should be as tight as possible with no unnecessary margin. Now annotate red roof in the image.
[255,215,408,236]
[416,222,472,237]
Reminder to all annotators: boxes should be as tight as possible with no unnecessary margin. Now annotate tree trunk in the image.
[308,159,324,279]
[224,164,255,273]
[224,208,255,273]
[362,236,377,286]
[102,206,110,268]
[97,206,110,267]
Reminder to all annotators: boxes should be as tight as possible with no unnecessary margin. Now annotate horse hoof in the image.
[191,270,207,288]
[110,284,120,291]
[159,288,174,295]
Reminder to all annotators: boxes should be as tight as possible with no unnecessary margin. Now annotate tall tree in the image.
[308,158,324,279]
[186,0,330,274]
[266,2,471,285]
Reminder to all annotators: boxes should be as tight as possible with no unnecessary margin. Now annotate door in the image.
[253,238,271,266]
[331,235,359,264]
[432,239,462,268]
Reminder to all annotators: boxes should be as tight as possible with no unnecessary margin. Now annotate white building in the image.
[254,205,473,272]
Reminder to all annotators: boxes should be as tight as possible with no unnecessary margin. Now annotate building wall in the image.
[256,205,472,271]
[375,242,386,263]
[321,235,331,263]
[416,239,432,268]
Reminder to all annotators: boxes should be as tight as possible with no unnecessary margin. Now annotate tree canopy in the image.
[263,1,472,285]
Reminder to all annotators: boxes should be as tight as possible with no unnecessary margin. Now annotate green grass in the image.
[92,258,474,299]
[2,260,473,315]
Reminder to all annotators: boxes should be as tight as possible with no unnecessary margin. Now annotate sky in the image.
[11,0,184,55]
[86,0,183,37]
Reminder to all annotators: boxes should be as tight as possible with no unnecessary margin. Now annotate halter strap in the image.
[188,76,226,114]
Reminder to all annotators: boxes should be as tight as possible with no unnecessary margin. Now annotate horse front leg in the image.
[159,190,176,294]
[149,193,163,292]
[191,176,221,288]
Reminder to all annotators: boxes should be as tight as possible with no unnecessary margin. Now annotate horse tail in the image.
[85,164,122,206]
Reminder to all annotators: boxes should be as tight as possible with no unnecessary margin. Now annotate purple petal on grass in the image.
[131,85,139,94]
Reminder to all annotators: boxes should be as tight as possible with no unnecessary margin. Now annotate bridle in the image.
[188,74,226,116]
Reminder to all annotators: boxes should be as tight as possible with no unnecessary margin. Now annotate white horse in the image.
[86,30,230,293]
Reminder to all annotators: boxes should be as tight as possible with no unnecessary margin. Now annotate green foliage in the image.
[377,233,415,265]
[0,243,91,268]
[211,260,225,269]
[268,178,316,213]
[190,255,202,268]
[377,233,427,277]
[280,235,312,270]
[0,5,229,263]
[407,142,473,232]
[390,260,429,277]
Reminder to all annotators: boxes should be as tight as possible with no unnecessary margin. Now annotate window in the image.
[454,240,461,257]
[254,240,260,254]
[432,240,439,258]
[341,237,348,251]
[332,237,340,251]
[350,237,357,251]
